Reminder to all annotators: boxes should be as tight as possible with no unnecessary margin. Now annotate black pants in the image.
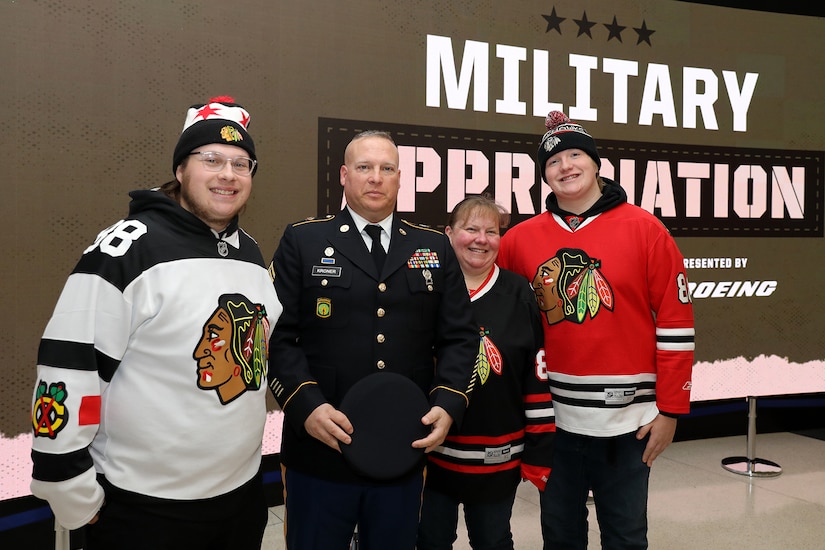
[84,473,268,550]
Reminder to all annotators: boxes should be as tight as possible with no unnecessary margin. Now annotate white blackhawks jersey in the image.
[30,189,282,529]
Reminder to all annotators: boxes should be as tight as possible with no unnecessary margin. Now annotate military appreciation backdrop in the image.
[2,0,823,500]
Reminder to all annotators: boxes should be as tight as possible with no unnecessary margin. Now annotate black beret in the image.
[339,372,430,481]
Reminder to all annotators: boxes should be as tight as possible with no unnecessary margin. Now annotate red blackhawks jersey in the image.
[498,180,694,438]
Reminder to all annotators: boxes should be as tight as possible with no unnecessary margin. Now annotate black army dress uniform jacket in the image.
[268,208,478,484]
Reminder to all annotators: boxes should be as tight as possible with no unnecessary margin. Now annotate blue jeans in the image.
[539,429,650,550]
[417,484,517,550]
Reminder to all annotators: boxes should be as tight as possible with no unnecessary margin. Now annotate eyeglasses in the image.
[189,151,257,176]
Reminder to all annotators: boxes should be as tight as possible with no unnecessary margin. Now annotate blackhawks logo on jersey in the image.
[532,248,614,326]
[475,326,503,385]
[194,294,270,405]
[32,380,69,439]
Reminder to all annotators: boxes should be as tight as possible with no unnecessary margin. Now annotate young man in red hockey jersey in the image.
[498,111,695,550]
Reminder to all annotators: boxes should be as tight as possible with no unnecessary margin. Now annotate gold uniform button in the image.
[321,279,329,286]
[378,283,387,292]
[377,308,386,317]
[376,360,386,369]
[376,334,386,344]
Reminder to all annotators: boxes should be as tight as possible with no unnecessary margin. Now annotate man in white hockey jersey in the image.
[30,96,282,550]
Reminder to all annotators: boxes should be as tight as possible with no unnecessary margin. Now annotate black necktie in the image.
[365,224,386,272]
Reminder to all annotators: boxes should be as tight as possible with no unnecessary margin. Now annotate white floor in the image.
[262,432,825,549]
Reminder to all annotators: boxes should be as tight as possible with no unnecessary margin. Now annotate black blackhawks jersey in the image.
[426,266,555,501]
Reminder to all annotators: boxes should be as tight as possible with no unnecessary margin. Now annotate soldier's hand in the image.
[305,403,353,452]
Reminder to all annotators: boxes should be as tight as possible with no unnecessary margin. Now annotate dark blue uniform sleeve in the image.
[428,236,479,426]
[267,224,328,432]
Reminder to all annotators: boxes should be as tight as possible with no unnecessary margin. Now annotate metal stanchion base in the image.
[721,456,782,477]
[720,396,783,478]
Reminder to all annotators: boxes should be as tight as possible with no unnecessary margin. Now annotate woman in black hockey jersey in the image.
[417,195,555,550]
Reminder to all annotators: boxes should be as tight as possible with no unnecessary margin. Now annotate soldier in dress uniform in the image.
[268,130,478,550]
